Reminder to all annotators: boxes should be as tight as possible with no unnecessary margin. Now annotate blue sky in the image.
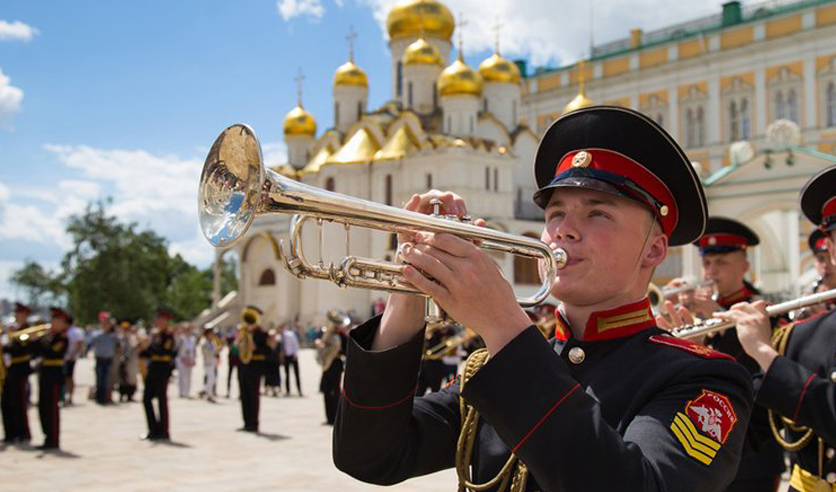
[0,0,723,301]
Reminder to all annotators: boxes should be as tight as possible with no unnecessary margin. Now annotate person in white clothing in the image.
[175,325,197,398]
[64,323,86,405]
[200,327,221,402]
[280,325,302,396]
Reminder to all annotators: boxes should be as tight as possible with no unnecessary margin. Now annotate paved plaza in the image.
[0,349,791,492]
[0,349,453,492]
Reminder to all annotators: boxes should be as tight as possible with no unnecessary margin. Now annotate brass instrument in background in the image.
[317,310,348,371]
[673,287,836,340]
[424,327,478,360]
[0,323,50,397]
[198,124,566,328]
[237,309,259,365]
[648,280,715,311]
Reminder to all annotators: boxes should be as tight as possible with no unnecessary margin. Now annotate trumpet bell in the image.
[199,124,264,248]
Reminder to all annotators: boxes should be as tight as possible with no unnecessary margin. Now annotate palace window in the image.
[680,86,707,148]
[485,166,490,190]
[769,67,803,124]
[722,77,754,142]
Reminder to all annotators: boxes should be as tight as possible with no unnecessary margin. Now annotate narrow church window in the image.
[325,177,335,191]
[484,98,488,113]
[357,101,362,120]
[426,173,432,189]
[485,166,490,190]
[493,168,498,192]
[385,174,393,206]
[433,83,438,109]
[408,82,413,107]
[335,102,340,126]
[397,61,403,97]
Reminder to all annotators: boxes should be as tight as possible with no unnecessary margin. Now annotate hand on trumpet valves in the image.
[376,190,475,351]
[711,300,777,372]
[400,229,531,356]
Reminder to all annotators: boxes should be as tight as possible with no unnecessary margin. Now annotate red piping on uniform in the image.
[792,374,816,422]
[341,385,417,410]
[512,383,580,454]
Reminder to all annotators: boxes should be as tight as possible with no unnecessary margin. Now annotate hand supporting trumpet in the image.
[655,300,778,372]
[374,190,533,356]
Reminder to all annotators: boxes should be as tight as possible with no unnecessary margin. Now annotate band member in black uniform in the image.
[717,165,836,491]
[237,306,268,433]
[2,302,33,444]
[671,219,785,491]
[316,310,349,425]
[140,308,177,441]
[332,106,753,492]
[793,229,836,319]
[35,307,69,450]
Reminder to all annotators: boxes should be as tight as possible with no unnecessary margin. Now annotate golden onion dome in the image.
[386,0,455,41]
[283,105,317,137]
[562,88,594,114]
[438,56,483,97]
[403,38,443,66]
[333,60,368,87]
[478,52,521,85]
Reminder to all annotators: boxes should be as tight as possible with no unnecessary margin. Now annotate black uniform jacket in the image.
[141,331,177,376]
[250,328,269,362]
[5,323,33,373]
[757,308,836,476]
[35,331,68,372]
[705,285,785,479]
[334,300,753,492]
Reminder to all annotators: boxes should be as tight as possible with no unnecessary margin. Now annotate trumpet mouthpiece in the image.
[553,248,568,269]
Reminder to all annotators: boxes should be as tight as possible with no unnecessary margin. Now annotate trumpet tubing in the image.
[199,124,566,326]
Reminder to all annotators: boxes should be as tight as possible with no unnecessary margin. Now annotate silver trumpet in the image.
[673,287,836,340]
[198,124,566,327]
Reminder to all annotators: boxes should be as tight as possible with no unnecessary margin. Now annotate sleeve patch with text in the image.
[669,389,737,466]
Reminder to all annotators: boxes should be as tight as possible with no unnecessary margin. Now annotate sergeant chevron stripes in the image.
[669,412,721,465]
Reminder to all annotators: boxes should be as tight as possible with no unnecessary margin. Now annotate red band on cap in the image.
[698,234,748,249]
[815,238,828,251]
[555,149,678,237]
[822,197,836,224]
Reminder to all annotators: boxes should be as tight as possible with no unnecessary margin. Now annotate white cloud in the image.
[0,20,39,42]
[262,141,289,168]
[352,0,719,66]
[277,0,326,21]
[0,68,23,126]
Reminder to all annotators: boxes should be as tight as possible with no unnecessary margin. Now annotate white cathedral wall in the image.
[286,135,315,169]
[403,65,442,114]
[483,83,520,129]
[334,85,368,133]
[390,37,452,101]
[441,96,480,136]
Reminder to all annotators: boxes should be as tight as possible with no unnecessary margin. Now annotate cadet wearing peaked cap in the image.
[2,302,33,444]
[333,106,752,492]
[687,217,786,492]
[725,165,836,492]
[140,307,177,441]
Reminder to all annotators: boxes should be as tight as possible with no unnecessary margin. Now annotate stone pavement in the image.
[0,349,791,492]
[0,349,453,492]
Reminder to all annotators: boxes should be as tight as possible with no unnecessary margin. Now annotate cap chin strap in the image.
[626,216,657,304]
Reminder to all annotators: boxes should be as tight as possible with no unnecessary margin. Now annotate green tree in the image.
[62,201,175,324]
[9,259,62,308]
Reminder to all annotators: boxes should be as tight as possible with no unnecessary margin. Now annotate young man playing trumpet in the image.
[333,107,753,491]
[697,165,836,492]
[663,218,784,491]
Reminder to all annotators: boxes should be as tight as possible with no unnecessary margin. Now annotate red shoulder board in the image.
[648,334,735,361]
